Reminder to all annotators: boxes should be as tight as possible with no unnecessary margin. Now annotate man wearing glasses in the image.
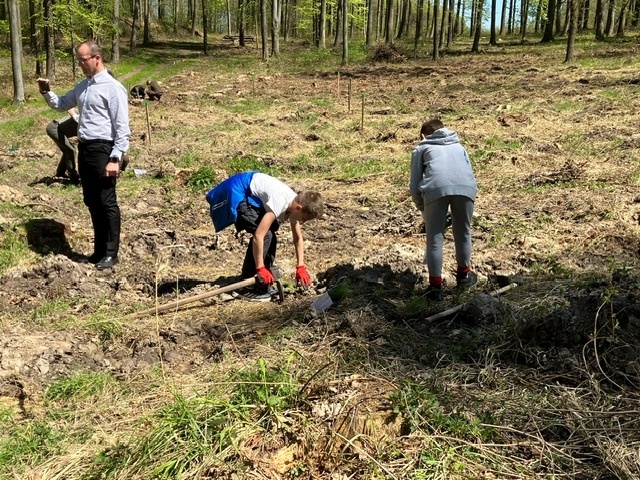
[37,41,130,270]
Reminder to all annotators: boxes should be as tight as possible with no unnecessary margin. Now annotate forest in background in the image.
[2,0,640,104]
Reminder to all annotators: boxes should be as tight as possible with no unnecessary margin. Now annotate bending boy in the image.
[410,119,478,300]
[207,171,323,301]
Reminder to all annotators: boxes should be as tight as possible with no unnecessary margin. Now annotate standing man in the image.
[37,41,130,270]
[410,119,478,301]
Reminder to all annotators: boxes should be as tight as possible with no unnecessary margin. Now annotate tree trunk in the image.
[541,0,556,41]
[143,0,150,45]
[438,0,447,48]
[202,0,208,54]
[320,0,327,47]
[447,0,454,45]
[555,0,563,34]
[191,0,197,36]
[605,0,615,35]
[113,0,120,63]
[459,0,464,35]
[432,0,439,59]
[565,0,578,61]
[333,0,342,47]
[520,0,529,42]
[490,0,497,44]
[43,0,54,80]
[131,0,140,54]
[414,0,423,57]
[8,0,24,104]
[508,0,515,34]
[615,0,628,35]
[595,0,605,38]
[534,0,541,33]
[455,0,463,34]
[580,0,590,29]
[173,0,179,34]
[260,0,268,59]
[385,0,394,42]
[341,0,348,64]
[472,0,484,51]
[366,0,374,44]
[272,0,281,56]
[470,0,476,35]
[499,0,507,35]
[239,0,246,45]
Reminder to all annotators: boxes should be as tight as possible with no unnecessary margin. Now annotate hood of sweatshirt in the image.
[419,128,460,146]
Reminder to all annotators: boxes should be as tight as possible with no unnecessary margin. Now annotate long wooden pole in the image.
[423,283,518,323]
[128,277,256,319]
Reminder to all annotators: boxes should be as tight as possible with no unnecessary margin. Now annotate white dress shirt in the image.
[44,70,130,160]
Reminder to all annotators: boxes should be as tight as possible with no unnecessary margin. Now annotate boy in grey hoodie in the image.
[410,119,478,300]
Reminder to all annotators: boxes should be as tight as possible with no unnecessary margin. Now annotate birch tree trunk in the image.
[113,0,120,63]
[9,0,24,104]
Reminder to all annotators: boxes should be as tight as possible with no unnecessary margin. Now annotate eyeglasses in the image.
[77,55,97,65]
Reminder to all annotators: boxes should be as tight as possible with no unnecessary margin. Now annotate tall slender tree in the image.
[472,0,484,51]
[260,0,268,59]
[43,0,55,79]
[272,0,281,56]
[565,0,578,61]
[113,0,120,63]
[414,0,423,57]
[541,0,557,41]
[490,0,497,44]
[341,0,348,64]
[432,0,439,59]
[365,0,374,44]
[8,0,24,104]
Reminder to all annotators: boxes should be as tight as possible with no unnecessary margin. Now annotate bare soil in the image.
[2,38,640,478]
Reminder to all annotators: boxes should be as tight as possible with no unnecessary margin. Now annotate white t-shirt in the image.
[250,173,296,220]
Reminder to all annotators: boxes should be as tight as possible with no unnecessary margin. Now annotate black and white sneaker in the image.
[235,285,277,302]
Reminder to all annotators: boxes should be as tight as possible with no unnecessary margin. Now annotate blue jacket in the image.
[206,172,262,232]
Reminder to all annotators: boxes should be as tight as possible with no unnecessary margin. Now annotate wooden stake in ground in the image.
[337,71,340,98]
[145,100,152,144]
[348,78,352,112]
[361,94,365,130]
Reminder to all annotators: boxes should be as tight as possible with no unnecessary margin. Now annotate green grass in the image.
[44,371,116,402]
[0,228,32,275]
[30,298,72,325]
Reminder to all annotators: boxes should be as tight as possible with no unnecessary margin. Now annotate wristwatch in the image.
[109,156,119,164]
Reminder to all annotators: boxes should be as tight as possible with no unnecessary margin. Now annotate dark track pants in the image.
[46,117,78,177]
[235,201,279,279]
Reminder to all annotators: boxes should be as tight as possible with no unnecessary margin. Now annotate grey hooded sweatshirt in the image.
[409,127,477,210]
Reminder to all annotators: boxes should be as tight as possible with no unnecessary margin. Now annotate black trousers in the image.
[235,201,279,279]
[45,117,78,177]
[78,141,121,258]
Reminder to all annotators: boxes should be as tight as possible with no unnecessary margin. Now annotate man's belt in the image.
[78,138,113,145]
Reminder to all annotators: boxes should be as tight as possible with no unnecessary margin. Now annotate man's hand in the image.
[105,161,120,177]
[256,266,275,285]
[295,265,311,288]
[37,78,50,94]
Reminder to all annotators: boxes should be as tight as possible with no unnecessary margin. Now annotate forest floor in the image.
[1,34,640,479]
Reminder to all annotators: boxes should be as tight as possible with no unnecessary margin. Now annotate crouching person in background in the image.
[206,171,323,302]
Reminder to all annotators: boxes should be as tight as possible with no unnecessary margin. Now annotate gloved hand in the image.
[295,265,311,288]
[256,266,274,285]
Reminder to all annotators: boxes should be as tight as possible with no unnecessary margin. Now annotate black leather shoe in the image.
[95,256,118,270]
[86,252,105,264]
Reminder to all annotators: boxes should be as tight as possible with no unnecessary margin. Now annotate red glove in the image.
[295,265,311,287]
[256,266,274,285]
